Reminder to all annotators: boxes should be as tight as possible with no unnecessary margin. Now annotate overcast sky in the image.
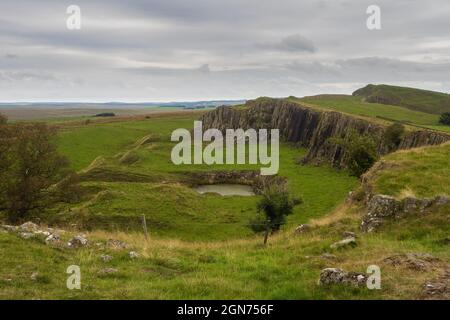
[1,0,450,102]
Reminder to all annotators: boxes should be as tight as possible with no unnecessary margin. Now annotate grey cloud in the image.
[256,34,316,53]
[0,0,449,101]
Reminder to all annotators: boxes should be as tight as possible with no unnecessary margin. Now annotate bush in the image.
[384,122,405,151]
[0,123,71,222]
[252,183,301,233]
[330,130,378,177]
[439,112,450,125]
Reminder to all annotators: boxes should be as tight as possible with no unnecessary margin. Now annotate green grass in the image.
[1,201,448,299]
[353,84,450,115]
[370,143,450,198]
[56,115,198,171]
[1,102,449,300]
[293,95,450,133]
[54,115,357,241]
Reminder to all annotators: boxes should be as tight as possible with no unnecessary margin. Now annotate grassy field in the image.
[54,114,357,241]
[294,95,450,133]
[1,200,448,299]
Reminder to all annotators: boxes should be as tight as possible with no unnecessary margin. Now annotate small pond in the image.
[194,184,255,196]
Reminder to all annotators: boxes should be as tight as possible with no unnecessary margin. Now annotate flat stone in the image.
[129,251,140,259]
[330,237,357,249]
[99,268,118,274]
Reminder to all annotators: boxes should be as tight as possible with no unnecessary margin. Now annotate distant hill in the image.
[0,100,246,109]
[352,84,450,114]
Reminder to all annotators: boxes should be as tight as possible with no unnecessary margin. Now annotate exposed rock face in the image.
[319,268,367,287]
[361,195,449,232]
[201,98,450,167]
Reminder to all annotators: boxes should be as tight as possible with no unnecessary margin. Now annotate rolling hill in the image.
[352,84,450,115]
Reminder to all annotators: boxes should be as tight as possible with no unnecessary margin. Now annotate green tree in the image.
[439,112,450,125]
[251,183,301,244]
[331,130,379,177]
[0,123,71,222]
[384,122,405,151]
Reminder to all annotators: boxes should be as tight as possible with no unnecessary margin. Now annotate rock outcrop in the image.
[319,268,367,287]
[201,98,450,168]
[361,194,449,232]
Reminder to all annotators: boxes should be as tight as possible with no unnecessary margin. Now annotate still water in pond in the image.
[194,184,255,196]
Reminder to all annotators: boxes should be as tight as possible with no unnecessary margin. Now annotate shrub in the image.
[384,122,405,151]
[0,123,70,222]
[252,183,301,234]
[330,130,378,177]
[439,112,450,125]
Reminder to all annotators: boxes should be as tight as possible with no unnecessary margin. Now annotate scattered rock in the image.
[19,232,35,240]
[294,224,311,235]
[383,252,439,271]
[0,224,18,232]
[99,268,118,274]
[319,268,367,287]
[106,239,128,250]
[30,272,39,281]
[19,222,40,232]
[129,251,140,259]
[435,195,449,206]
[422,269,450,299]
[100,254,113,262]
[330,237,357,249]
[67,235,88,248]
[45,234,60,244]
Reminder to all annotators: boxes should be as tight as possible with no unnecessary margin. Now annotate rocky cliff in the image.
[201,98,450,168]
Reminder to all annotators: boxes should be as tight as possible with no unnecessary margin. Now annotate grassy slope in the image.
[370,142,450,199]
[54,115,357,241]
[294,95,450,133]
[1,201,448,299]
[353,84,450,115]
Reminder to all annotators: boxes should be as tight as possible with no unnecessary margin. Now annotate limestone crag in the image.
[201,98,450,168]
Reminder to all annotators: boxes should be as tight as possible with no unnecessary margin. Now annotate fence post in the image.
[263,219,270,245]
[141,214,149,240]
